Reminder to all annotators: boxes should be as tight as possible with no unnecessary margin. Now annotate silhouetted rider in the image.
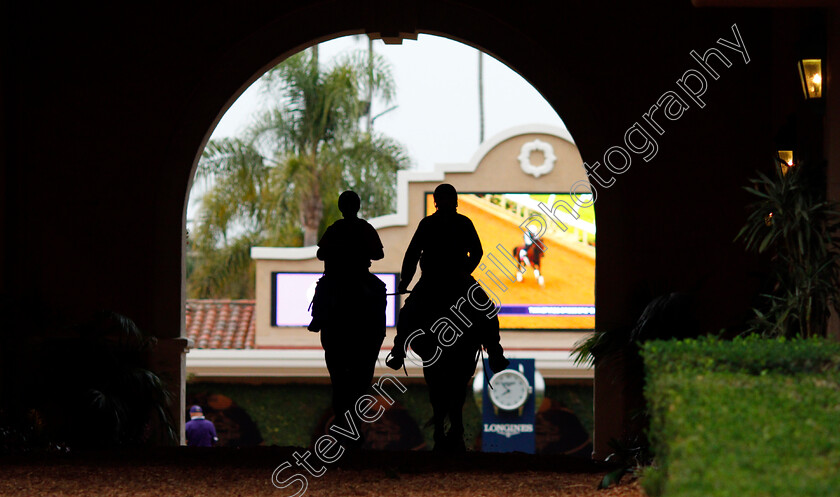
[387,183,508,452]
[397,191,482,291]
[316,196,384,278]
[310,191,386,448]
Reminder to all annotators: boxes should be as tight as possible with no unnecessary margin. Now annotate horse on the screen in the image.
[513,229,545,287]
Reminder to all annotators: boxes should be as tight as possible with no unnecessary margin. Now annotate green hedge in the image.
[642,336,840,497]
[187,382,593,449]
[187,382,485,448]
[187,383,333,446]
[643,335,840,376]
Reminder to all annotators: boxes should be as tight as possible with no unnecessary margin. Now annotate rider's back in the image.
[410,211,481,279]
[318,217,383,276]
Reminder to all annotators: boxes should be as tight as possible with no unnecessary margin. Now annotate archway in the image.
[183,31,598,454]
[161,0,768,459]
[0,0,776,463]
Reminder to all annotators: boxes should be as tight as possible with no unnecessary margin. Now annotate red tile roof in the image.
[186,300,256,349]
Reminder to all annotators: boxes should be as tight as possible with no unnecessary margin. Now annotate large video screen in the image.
[272,272,398,327]
[425,193,595,330]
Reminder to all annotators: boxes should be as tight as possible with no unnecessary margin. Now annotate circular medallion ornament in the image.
[518,138,556,178]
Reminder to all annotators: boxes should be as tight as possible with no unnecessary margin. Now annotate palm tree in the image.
[188,136,299,298]
[256,47,401,245]
[189,46,409,298]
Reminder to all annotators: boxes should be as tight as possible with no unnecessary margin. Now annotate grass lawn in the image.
[643,337,840,497]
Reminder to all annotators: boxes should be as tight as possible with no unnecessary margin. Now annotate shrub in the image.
[39,311,177,448]
[736,162,840,338]
[643,335,840,376]
[642,336,840,497]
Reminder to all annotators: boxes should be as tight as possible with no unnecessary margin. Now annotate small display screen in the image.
[271,272,398,327]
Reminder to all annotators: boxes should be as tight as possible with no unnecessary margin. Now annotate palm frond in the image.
[337,49,397,104]
[191,43,410,292]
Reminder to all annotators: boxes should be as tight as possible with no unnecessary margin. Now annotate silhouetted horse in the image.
[387,184,508,452]
[310,191,386,447]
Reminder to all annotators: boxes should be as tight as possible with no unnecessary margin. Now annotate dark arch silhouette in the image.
[172,7,599,454]
[0,0,780,462]
[174,7,599,200]
[162,0,770,460]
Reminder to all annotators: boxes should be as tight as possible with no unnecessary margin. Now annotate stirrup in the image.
[386,351,408,376]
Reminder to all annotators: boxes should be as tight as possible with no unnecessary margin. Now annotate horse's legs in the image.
[424,366,448,449]
[443,372,470,452]
[323,339,354,421]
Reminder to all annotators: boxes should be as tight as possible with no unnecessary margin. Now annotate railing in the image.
[186,348,593,379]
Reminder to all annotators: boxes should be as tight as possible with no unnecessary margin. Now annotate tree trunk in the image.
[303,224,319,246]
[301,157,322,246]
[301,192,323,246]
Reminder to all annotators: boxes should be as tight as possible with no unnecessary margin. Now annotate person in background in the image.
[185,405,218,447]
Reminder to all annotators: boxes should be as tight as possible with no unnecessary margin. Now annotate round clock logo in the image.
[488,369,532,411]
